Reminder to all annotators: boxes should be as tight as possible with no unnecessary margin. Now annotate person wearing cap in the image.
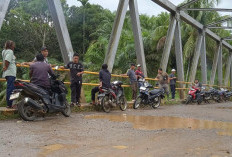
[169,69,177,100]
[122,63,138,101]
[22,46,49,65]
[135,64,144,88]
[33,47,49,63]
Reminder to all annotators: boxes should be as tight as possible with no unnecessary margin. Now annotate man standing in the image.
[169,69,177,100]
[91,64,111,105]
[33,47,49,63]
[156,68,169,99]
[135,64,144,88]
[122,63,138,101]
[61,53,84,107]
[2,40,16,108]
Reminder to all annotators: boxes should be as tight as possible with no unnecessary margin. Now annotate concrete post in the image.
[217,41,223,86]
[104,0,129,73]
[160,14,177,72]
[200,31,207,84]
[0,0,10,30]
[47,0,73,64]
[210,43,221,85]
[224,53,232,86]
[174,19,185,99]
[189,31,203,83]
[129,0,147,77]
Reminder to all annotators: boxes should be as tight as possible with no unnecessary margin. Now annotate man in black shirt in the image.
[91,64,111,105]
[61,53,84,107]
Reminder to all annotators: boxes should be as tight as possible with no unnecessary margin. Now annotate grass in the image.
[0,114,19,120]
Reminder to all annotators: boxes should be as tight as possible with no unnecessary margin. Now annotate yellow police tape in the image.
[0,62,230,89]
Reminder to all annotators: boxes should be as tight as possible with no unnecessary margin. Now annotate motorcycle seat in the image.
[149,89,161,95]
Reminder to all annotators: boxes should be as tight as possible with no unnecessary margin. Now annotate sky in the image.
[66,0,231,17]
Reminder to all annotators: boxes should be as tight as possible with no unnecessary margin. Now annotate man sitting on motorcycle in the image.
[91,64,111,105]
[29,54,55,92]
[193,79,202,99]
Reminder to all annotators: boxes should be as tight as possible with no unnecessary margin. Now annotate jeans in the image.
[91,86,99,101]
[5,76,16,107]
[170,84,176,99]
[70,81,82,103]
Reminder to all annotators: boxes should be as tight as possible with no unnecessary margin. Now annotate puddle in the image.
[85,115,232,136]
[39,144,78,157]
[217,107,232,110]
[113,145,128,150]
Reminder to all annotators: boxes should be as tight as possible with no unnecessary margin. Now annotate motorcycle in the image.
[9,67,71,121]
[134,81,165,109]
[200,86,214,103]
[97,81,127,113]
[219,88,232,101]
[185,86,203,104]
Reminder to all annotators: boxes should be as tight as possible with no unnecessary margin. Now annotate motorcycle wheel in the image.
[119,96,127,111]
[18,100,36,121]
[151,96,161,109]
[101,96,111,113]
[61,101,71,117]
[197,96,203,105]
[133,97,142,109]
[185,95,192,104]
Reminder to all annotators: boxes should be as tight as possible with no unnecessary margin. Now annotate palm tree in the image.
[77,0,89,54]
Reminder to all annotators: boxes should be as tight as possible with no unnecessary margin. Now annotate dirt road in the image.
[1,102,232,157]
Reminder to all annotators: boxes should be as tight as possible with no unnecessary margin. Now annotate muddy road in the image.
[1,103,232,157]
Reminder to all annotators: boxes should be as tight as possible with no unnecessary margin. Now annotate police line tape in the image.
[0,62,230,89]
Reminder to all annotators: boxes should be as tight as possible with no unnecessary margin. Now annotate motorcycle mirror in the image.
[55,66,59,70]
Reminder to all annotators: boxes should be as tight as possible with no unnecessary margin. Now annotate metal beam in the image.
[150,0,232,50]
[0,0,10,31]
[182,8,232,12]
[160,14,177,72]
[178,0,200,9]
[174,19,185,99]
[210,43,221,85]
[189,31,203,83]
[104,0,129,72]
[47,0,73,64]
[208,26,232,29]
[230,53,232,87]
[217,42,223,86]
[129,0,147,77]
[200,32,207,84]
[206,17,232,27]
[224,54,232,86]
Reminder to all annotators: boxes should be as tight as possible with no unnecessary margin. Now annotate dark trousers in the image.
[5,76,16,107]
[70,81,82,103]
[170,84,176,99]
[131,82,137,100]
[91,87,99,101]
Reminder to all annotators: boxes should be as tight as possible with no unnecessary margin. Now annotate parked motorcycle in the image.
[134,81,165,109]
[9,67,71,121]
[97,81,127,113]
[185,86,203,104]
[219,88,232,101]
[200,86,213,103]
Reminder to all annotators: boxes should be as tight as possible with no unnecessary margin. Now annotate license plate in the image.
[9,93,20,100]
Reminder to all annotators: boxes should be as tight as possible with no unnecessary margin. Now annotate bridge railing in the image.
[0,62,230,91]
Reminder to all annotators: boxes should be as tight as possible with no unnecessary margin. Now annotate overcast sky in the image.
[66,0,231,17]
